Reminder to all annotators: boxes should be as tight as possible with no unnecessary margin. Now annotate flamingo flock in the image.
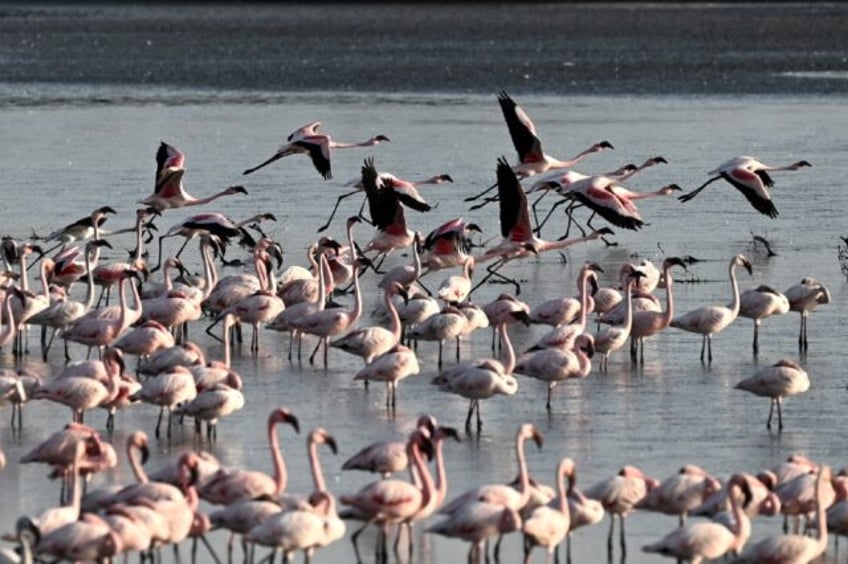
[0,89,838,564]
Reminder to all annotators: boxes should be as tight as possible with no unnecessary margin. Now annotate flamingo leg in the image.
[753,321,760,354]
[546,384,554,411]
[619,515,627,558]
[308,340,322,365]
[530,189,551,233]
[464,180,498,203]
[456,335,461,362]
[777,397,784,430]
[606,515,615,556]
[699,336,706,363]
[317,189,360,233]
[766,398,775,430]
[465,400,475,430]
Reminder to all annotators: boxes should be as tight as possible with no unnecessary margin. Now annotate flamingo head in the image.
[309,427,338,455]
[415,414,439,435]
[373,134,391,143]
[660,183,682,195]
[509,309,532,327]
[792,160,812,169]
[128,430,150,465]
[733,254,753,276]
[728,473,754,509]
[662,256,689,272]
[269,407,300,434]
[410,427,435,461]
[595,140,615,151]
[518,423,544,450]
[226,185,249,195]
[435,426,461,444]
[575,334,595,358]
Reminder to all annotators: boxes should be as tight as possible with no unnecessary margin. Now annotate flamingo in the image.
[140,141,248,211]
[784,277,831,351]
[341,414,437,478]
[0,368,39,430]
[340,427,433,563]
[733,465,831,563]
[772,464,836,535]
[638,464,723,525]
[427,502,522,564]
[420,217,482,275]
[431,320,521,430]
[464,91,612,203]
[330,282,403,368]
[583,465,659,560]
[318,169,449,233]
[33,512,123,563]
[737,284,790,354]
[481,293,530,351]
[670,254,752,363]
[514,333,595,410]
[174,369,245,440]
[472,157,611,296]
[643,473,753,563]
[408,305,467,368]
[594,270,647,370]
[92,207,156,306]
[154,212,245,272]
[132,365,198,438]
[198,407,300,505]
[522,457,575,564]
[37,205,117,257]
[625,256,688,363]
[354,343,420,409]
[378,232,422,292]
[243,121,389,180]
[735,359,810,431]
[113,319,176,360]
[678,155,812,218]
[437,256,474,305]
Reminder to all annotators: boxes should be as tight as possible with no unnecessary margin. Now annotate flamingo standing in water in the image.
[784,277,831,351]
[464,91,613,203]
[671,254,752,363]
[735,359,810,431]
[514,333,595,411]
[594,270,646,370]
[243,121,389,180]
[643,473,753,563]
[737,284,790,354]
[140,141,248,211]
[521,457,576,563]
[341,415,437,479]
[678,155,812,217]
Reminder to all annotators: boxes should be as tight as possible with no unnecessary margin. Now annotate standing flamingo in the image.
[784,277,831,351]
[643,473,753,563]
[330,282,403,368]
[639,464,723,525]
[140,141,248,211]
[679,155,812,217]
[132,364,197,438]
[671,254,752,363]
[198,407,300,505]
[341,415,437,478]
[735,359,810,431]
[733,465,831,563]
[738,284,790,354]
[514,334,595,410]
[583,465,659,560]
[437,256,475,305]
[431,320,522,430]
[243,121,389,179]
[354,343,420,409]
[594,270,646,370]
[522,457,575,564]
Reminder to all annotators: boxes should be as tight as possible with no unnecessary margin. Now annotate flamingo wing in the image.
[497,91,543,163]
[293,137,331,179]
[721,169,778,218]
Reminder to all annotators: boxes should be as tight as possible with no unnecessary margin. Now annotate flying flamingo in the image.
[583,465,659,560]
[198,407,300,505]
[670,254,753,363]
[733,465,831,563]
[514,333,595,410]
[642,473,753,563]
[37,205,117,257]
[735,359,810,431]
[678,155,812,218]
[419,217,482,276]
[464,91,612,203]
[472,157,611,296]
[318,169,450,233]
[784,277,831,351]
[140,141,248,211]
[154,212,245,272]
[521,457,575,564]
[737,284,790,354]
[243,121,389,180]
[431,320,522,430]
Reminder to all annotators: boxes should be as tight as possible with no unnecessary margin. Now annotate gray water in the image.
[1,4,847,564]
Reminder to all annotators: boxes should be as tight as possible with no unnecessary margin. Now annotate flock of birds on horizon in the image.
[0,91,838,564]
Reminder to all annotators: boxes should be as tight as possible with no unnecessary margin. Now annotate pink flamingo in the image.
[594,270,645,370]
[472,158,611,295]
[564,175,678,231]
[784,277,831,351]
[331,282,403,369]
[340,427,433,563]
[671,254,752,363]
[427,502,522,564]
[341,415,437,478]
[527,262,601,351]
[735,359,810,431]
[679,155,812,218]
[91,207,155,306]
[408,305,467,368]
[132,365,198,438]
[734,465,831,563]
[522,457,576,564]
[639,464,723,524]
[738,284,790,353]
[514,334,595,410]
[583,465,659,559]
[643,473,753,563]
[437,256,475,305]
[360,158,423,261]
[174,368,245,440]
[420,217,482,275]
[199,407,300,505]
[243,121,389,179]
[431,321,522,430]
[353,343,420,409]
[140,141,248,211]
[113,319,176,360]
[33,512,123,562]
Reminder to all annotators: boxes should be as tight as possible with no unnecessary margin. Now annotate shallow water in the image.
[0,4,847,564]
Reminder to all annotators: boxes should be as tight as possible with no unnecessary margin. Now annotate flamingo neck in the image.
[815,470,828,550]
[434,437,448,505]
[348,267,363,326]
[18,252,29,294]
[82,247,98,312]
[728,483,750,553]
[557,464,570,516]
[728,263,741,317]
[577,270,592,330]
[70,442,85,519]
[134,215,144,262]
[38,261,50,300]
[268,419,287,496]
[409,435,434,512]
[622,279,635,331]
[307,246,319,276]
[117,276,130,333]
[318,254,329,306]
[661,265,676,327]
[411,240,421,279]
[0,292,15,346]
[308,439,327,493]
[514,433,531,505]
[128,440,148,485]
[127,275,142,324]
[222,317,232,368]
[385,289,402,347]
[500,323,516,374]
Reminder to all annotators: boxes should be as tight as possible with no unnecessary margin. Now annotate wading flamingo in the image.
[784,277,831,351]
[735,359,810,431]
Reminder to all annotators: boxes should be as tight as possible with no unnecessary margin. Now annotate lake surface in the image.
[0,3,847,563]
